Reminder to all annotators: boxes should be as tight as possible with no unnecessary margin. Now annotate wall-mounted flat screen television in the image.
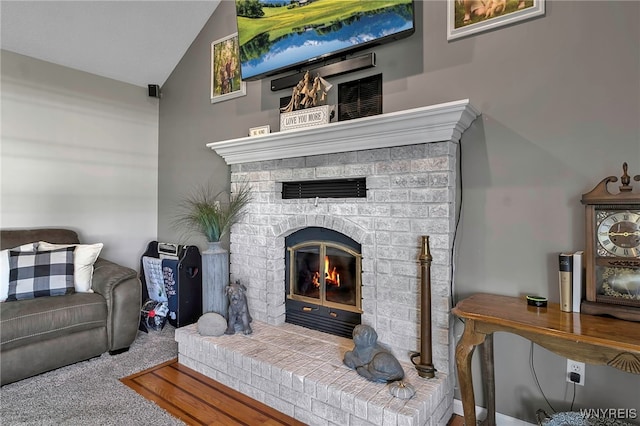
[235,0,415,81]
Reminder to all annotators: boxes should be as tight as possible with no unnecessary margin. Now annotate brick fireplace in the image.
[176,100,479,425]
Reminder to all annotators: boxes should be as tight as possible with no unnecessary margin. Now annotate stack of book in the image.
[559,251,584,312]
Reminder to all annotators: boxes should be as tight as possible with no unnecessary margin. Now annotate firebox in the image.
[285,227,361,338]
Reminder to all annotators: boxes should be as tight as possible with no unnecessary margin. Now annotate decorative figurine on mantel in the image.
[280,70,332,113]
[279,71,334,132]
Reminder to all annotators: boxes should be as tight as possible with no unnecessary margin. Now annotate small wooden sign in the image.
[280,105,333,132]
[249,125,270,137]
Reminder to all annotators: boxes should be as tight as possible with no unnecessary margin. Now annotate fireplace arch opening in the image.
[285,227,362,338]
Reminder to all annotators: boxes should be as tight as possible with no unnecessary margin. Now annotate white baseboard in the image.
[453,399,535,425]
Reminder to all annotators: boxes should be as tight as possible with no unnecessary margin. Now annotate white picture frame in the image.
[447,0,545,41]
[211,33,246,103]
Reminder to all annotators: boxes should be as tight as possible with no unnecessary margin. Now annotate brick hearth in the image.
[176,321,454,426]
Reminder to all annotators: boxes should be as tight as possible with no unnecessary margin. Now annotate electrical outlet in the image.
[566,359,585,386]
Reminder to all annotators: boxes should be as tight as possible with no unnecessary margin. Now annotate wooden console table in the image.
[452,293,640,425]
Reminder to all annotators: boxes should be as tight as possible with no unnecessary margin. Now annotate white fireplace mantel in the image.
[207,99,479,164]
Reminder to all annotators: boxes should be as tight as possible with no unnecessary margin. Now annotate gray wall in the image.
[1,50,159,269]
[158,1,640,423]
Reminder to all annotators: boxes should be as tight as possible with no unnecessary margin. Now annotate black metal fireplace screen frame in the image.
[284,227,362,338]
[287,241,362,312]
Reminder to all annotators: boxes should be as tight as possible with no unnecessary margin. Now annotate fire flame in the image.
[325,256,340,286]
[312,256,340,288]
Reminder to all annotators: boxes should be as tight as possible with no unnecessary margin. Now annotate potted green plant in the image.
[175,181,252,317]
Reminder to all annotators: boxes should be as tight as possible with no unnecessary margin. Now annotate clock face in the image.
[596,210,640,258]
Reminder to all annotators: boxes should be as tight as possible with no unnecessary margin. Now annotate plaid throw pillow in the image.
[0,242,36,302]
[7,247,75,301]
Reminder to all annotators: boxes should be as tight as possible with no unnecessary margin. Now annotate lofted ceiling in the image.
[0,1,221,88]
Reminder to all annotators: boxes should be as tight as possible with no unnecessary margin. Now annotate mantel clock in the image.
[581,163,640,322]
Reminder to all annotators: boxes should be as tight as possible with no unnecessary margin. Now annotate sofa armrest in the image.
[91,258,141,351]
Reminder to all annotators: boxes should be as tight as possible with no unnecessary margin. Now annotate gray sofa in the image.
[0,228,141,385]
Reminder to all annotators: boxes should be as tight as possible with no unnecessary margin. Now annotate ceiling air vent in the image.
[282,178,367,199]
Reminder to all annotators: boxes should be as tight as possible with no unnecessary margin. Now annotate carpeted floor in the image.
[0,325,184,425]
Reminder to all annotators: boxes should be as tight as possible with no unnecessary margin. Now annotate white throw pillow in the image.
[38,241,103,293]
[0,243,37,302]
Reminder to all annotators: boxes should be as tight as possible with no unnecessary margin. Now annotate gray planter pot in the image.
[202,241,229,317]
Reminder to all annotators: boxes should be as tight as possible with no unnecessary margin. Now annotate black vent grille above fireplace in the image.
[282,178,366,199]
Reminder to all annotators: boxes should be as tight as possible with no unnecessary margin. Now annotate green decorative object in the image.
[174,181,252,244]
[175,181,252,316]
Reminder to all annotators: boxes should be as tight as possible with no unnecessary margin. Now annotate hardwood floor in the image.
[447,414,465,426]
[122,359,464,426]
[121,358,305,425]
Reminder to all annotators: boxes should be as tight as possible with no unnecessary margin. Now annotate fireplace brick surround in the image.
[177,100,479,425]
[229,141,457,366]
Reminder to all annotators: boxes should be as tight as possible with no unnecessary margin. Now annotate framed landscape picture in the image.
[447,0,545,40]
[211,33,246,103]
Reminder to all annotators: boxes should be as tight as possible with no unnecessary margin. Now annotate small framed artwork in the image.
[447,0,545,41]
[211,33,246,103]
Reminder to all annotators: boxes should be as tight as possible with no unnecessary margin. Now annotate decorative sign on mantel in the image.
[249,125,270,137]
[280,105,334,131]
[279,70,334,132]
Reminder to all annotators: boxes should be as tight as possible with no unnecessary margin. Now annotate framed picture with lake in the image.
[447,0,545,41]
[211,33,246,104]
